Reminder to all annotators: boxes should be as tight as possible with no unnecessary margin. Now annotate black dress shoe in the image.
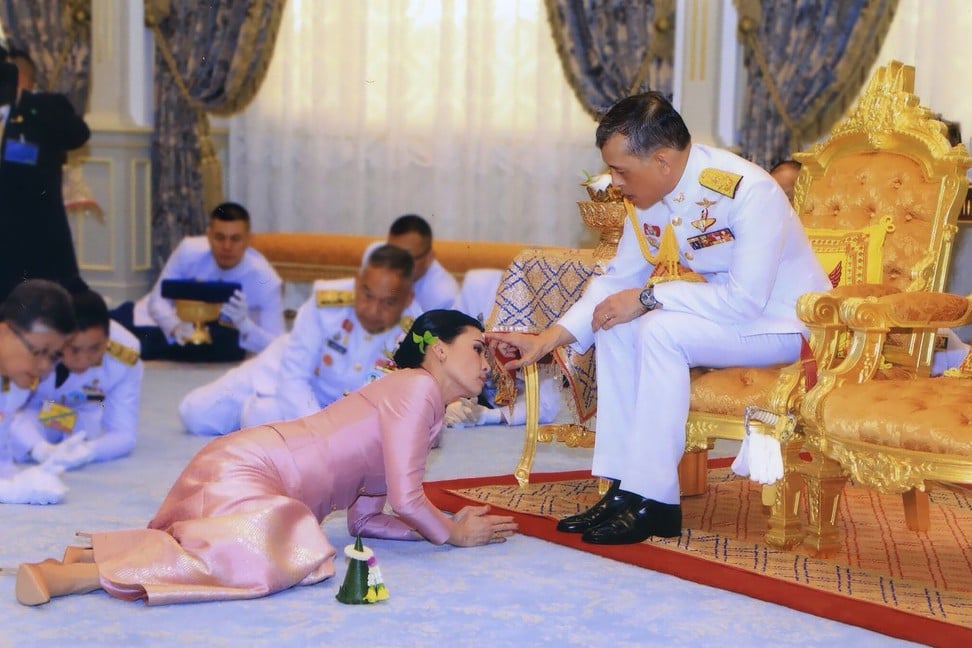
[581,497,682,545]
[556,481,640,533]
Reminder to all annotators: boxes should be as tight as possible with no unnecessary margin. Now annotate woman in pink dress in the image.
[15,309,517,606]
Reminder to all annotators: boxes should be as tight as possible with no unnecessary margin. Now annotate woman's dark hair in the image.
[0,279,77,335]
[393,309,484,369]
[595,91,691,156]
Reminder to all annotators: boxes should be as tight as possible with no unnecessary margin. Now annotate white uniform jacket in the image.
[275,278,423,419]
[9,321,143,463]
[0,379,31,476]
[133,236,285,353]
[559,143,831,351]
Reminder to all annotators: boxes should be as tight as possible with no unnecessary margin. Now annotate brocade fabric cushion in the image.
[820,379,972,456]
[689,366,786,416]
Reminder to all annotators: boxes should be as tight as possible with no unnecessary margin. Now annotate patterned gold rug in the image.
[425,460,972,646]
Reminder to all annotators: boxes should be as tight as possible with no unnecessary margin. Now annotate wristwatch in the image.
[639,285,662,312]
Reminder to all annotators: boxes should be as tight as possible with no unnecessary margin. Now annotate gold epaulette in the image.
[106,340,140,366]
[399,315,415,333]
[316,289,354,307]
[699,168,742,198]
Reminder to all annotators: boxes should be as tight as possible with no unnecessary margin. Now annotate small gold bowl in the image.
[173,300,222,345]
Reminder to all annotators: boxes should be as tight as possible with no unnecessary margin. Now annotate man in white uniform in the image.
[490,92,830,545]
[179,245,421,436]
[0,280,76,504]
[362,214,459,311]
[10,289,142,469]
[112,202,284,362]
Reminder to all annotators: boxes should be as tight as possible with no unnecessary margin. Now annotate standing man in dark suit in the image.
[0,48,91,301]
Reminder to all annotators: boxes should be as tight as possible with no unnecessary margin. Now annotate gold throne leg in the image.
[800,451,847,558]
[902,488,930,532]
[764,439,806,549]
[514,363,540,488]
[678,449,709,497]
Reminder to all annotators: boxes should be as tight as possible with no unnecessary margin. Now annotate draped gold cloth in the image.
[487,247,601,422]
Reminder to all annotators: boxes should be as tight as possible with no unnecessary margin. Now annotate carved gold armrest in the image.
[797,285,901,370]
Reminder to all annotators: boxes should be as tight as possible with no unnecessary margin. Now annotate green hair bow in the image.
[412,330,438,354]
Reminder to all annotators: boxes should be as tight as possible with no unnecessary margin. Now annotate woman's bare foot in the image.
[62,546,94,564]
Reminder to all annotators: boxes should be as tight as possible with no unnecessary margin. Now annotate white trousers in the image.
[592,310,802,504]
[178,364,255,436]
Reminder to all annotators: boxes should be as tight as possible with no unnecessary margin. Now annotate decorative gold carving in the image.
[545,424,596,448]
[818,438,932,493]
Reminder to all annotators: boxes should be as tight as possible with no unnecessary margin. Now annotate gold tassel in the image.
[195,110,224,214]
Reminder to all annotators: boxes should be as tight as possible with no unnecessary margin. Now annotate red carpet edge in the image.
[424,468,971,647]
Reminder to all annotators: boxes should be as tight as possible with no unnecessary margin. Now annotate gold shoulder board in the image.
[316,289,354,307]
[400,315,415,333]
[106,340,140,366]
[699,168,742,199]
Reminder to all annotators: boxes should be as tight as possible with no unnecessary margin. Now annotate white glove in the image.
[444,398,478,428]
[220,289,253,335]
[30,440,58,464]
[48,432,94,471]
[731,434,752,478]
[171,321,197,345]
[749,431,784,485]
[0,465,68,505]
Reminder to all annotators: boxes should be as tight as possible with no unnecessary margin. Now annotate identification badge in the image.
[326,338,348,354]
[3,138,39,165]
[687,228,735,250]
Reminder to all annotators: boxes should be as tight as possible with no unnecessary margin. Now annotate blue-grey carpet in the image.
[0,363,915,647]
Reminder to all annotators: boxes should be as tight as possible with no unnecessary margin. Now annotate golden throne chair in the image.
[799,291,972,556]
[682,60,971,549]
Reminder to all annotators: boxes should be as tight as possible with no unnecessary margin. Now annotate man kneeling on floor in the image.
[10,289,143,470]
[179,245,422,436]
[111,201,284,362]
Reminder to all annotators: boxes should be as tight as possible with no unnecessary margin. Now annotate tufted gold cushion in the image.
[821,378,972,455]
[805,216,894,288]
[798,153,942,293]
[689,365,786,416]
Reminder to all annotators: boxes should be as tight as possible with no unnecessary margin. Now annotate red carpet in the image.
[425,459,972,647]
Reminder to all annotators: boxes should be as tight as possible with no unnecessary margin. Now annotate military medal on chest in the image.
[692,197,717,232]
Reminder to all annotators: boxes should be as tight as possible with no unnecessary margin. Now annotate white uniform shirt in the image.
[361,240,460,311]
[0,379,31,477]
[133,236,284,353]
[276,278,423,419]
[559,143,831,352]
[9,321,143,463]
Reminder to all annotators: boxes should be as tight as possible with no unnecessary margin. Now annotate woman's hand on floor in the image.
[448,505,518,547]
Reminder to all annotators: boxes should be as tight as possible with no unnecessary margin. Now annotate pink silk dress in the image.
[92,369,451,605]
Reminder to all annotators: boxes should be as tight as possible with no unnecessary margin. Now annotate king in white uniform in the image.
[490,93,830,545]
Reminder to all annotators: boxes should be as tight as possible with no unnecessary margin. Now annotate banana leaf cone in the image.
[336,536,372,604]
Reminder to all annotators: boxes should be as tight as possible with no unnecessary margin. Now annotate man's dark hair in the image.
[388,214,433,241]
[72,289,110,335]
[595,92,691,156]
[769,159,802,175]
[0,279,77,335]
[210,201,251,225]
[366,244,415,279]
